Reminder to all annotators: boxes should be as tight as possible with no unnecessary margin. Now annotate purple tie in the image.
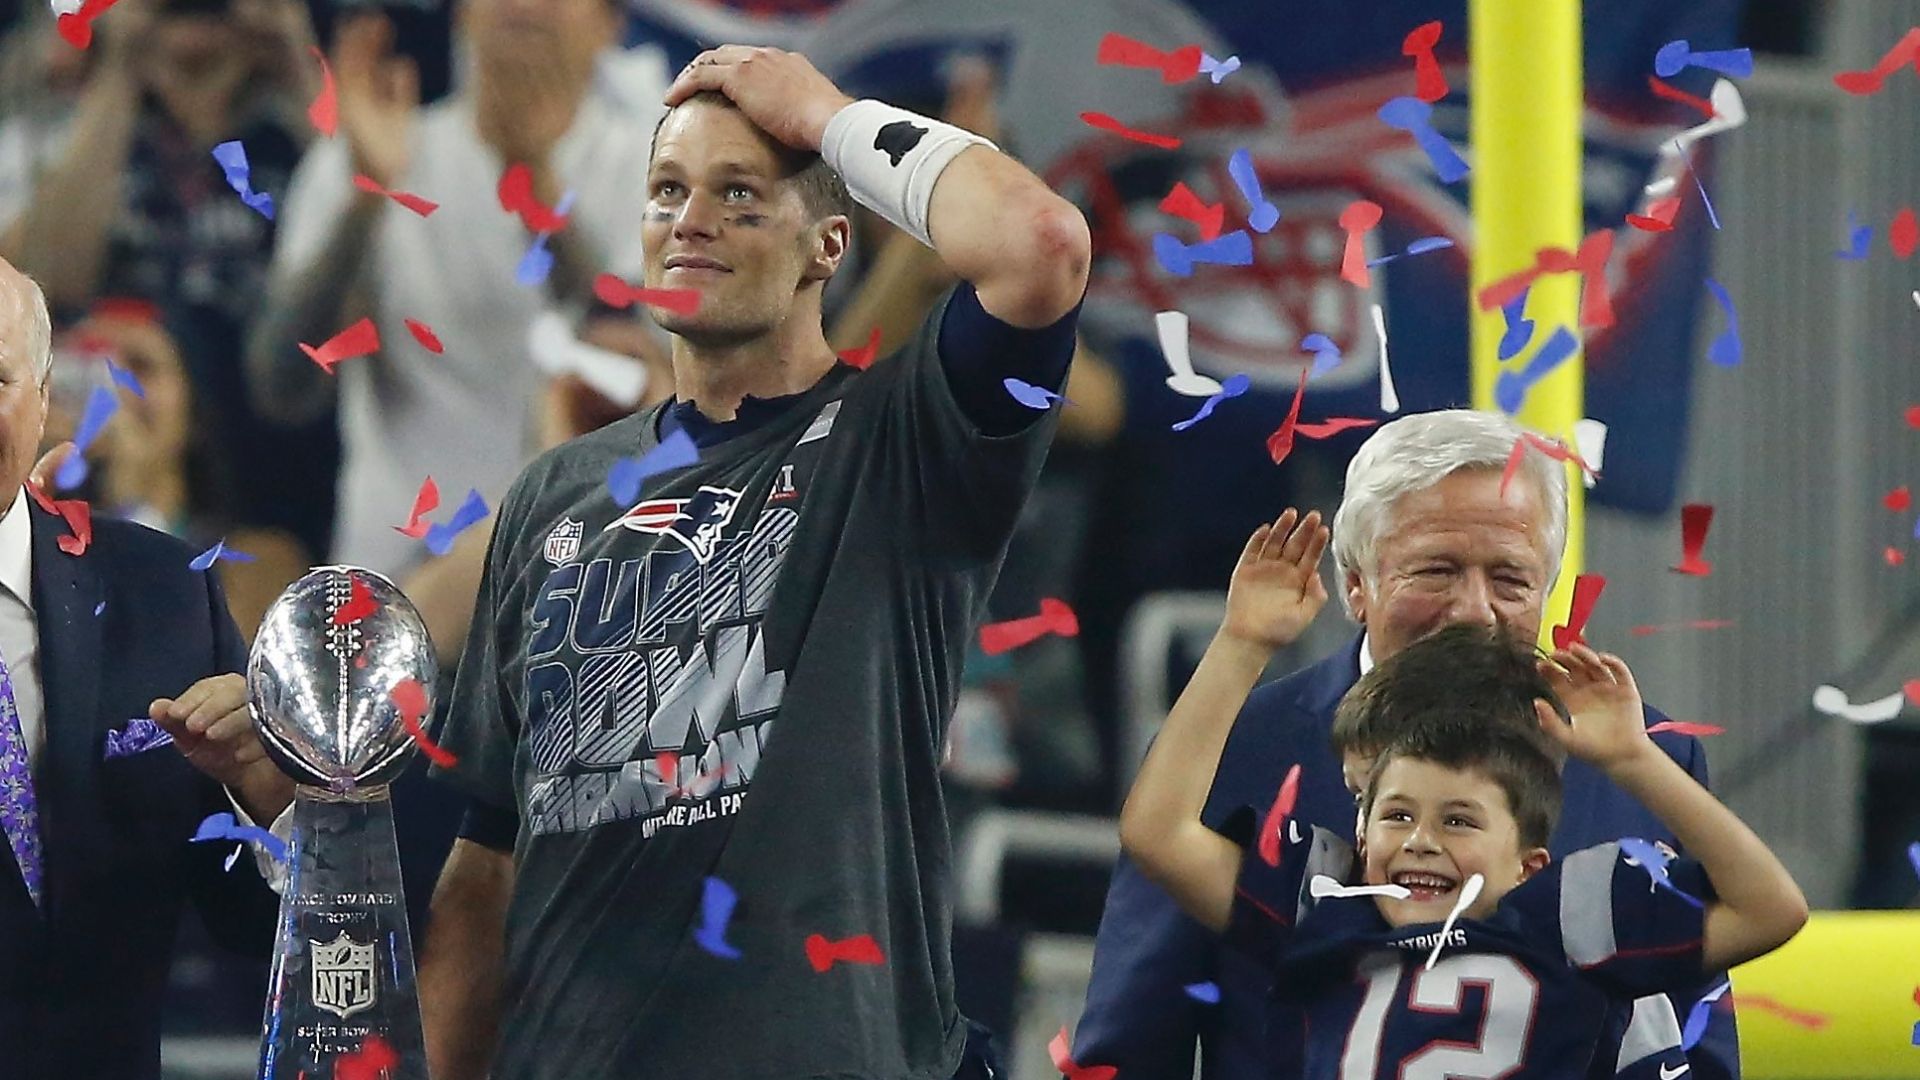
[0,648,42,908]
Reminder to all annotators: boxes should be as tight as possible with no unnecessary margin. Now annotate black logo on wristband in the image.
[873,121,928,166]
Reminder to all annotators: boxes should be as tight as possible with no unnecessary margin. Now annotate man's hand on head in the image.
[663,45,855,152]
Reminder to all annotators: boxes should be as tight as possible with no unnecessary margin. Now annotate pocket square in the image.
[103,718,174,760]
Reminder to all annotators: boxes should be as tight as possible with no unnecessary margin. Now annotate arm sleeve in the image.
[935,282,1080,436]
[876,284,1073,557]
[458,797,521,853]
[1072,852,1214,1080]
[1553,843,1707,998]
[184,566,282,956]
[427,477,529,812]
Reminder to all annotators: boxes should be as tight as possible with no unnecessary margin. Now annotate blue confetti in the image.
[1154,230,1254,277]
[1618,836,1705,909]
[514,191,573,286]
[1198,52,1240,84]
[1003,377,1068,410]
[1654,40,1754,80]
[1171,372,1251,432]
[1300,333,1341,377]
[105,359,145,399]
[210,140,275,220]
[191,811,288,865]
[1835,210,1873,260]
[92,601,105,616]
[1498,288,1535,360]
[423,490,491,556]
[1907,840,1919,882]
[1494,327,1578,416]
[693,875,743,959]
[1681,979,1732,1049]
[55,384,118,491]
[1367,236,1456,268]
[1183,981,1221,1004]
[1378,96,1470,184]
[188,538,257,572]
[1227,149,1279,233]
[1703,279,1741,366]
[607,429,699,506]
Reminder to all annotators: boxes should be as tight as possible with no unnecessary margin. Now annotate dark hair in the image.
[1362,720,1563,851]
[1332,624,1569,757]
[1338,624,1568,849]
[650,90,853,222]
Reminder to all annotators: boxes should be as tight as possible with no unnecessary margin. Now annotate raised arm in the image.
[245,13,413,425]
[661,46,1090,332]
[1537,645,1809,973]
[1119,510,1327,932]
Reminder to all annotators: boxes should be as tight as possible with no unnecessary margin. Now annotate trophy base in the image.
[259,785,427,1079]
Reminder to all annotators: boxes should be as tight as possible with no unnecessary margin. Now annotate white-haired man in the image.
[1074,408,1739,1080]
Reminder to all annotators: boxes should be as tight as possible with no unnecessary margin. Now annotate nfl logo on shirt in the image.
[309,932,378,1020]
[544,518,583,566]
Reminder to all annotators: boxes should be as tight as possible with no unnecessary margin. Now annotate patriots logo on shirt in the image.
[603,485,742,564]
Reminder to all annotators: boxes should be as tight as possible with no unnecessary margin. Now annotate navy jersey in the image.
[1228,823,1707,1079]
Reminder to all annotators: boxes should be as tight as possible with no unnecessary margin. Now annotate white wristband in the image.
[819,99,996,249]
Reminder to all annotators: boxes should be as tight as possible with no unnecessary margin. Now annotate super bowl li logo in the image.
[310,931,378,1019]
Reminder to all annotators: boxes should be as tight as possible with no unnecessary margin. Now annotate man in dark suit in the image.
[1074,409,1738,1080]
[0,256,291,1078]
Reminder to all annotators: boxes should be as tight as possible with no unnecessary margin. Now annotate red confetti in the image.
[593,274,702,317]
[1078,111,1182,149]
[352,174,439,217]
[334,1034,398,1080]
[25,482,92,556]
[403,318,444,354]
[804,932,886,973]
[1730,994,1830,1030]
[1628,619,1735,636]
[1903,680,1920,706]
[1626,195,1682,233]
[1890,208,1919,259]
[1256,764,1301,867]
[55,0,119,49]
[1908,405,1920,429]
[1049,1027,1119,1080]
[1158,182,1225,241]
[837,326,881,370]
[1263,367,1311,466]
[1094,32,1202,83]
[307,46,338,137]
[1833,29,1920,96]
[497,163,571,233]
[1338,200,1384,287]
[1550,573,1608,650]
[1888,546,1906,567]
[1402,21,1448,103]
[1648,75,1717,119]
[1291,417,1380,439]
[1476,230,1617,329]
[1500,433,1602,501]
[979,598,1079,655]
[1886,486,1913,512]
[393,477,439,539]
[299,317,381,374]
[1645,720,1727,736]
[392,678,456,768]
[331,576,379,625]
[1671,502,1715,576]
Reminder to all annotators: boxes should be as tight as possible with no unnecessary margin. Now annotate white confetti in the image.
[1573,419,1608,489]
[1810,684,1905,724]
[1424,873,1485,971]
[1372,304,1398,413]
[1309,875,1411,901]
[1155,311,1224,397]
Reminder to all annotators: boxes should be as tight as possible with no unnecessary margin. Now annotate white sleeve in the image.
[225,787,295,895]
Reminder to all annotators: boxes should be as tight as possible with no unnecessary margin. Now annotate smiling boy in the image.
[1119,511,1808,1077]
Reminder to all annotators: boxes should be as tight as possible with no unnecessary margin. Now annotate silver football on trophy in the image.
[248,566,438,789]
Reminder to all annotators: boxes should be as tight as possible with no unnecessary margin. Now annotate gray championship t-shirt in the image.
[433,294,1063,1079]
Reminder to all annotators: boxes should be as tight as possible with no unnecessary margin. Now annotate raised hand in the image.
[662,45,855,152]
[1535,643,1655,770]
[1220,508,1329,652]
[333,13,417,189]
